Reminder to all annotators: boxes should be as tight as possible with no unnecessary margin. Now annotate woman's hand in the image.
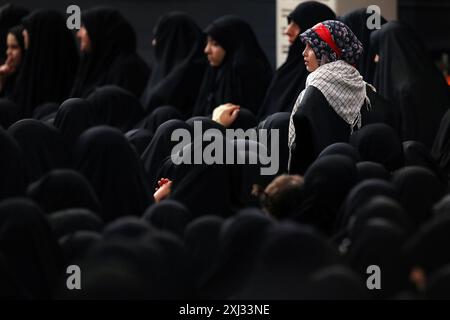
[212,103,240,128]
[153,178,173,203]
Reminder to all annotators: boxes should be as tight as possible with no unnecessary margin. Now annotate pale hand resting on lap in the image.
[212,103,240,128]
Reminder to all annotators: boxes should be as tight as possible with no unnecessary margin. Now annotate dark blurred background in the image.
[10,0,450,69]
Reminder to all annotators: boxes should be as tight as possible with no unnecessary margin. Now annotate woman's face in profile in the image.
[284,21,301,45]
[204,36,226,67]
[76,26,92,53]
[303,43,319,72]
[6,33,23,69]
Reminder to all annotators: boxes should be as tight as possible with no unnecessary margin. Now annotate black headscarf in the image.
[49,208,103,240]
[86,85,145,132]
[258,1,335,119]
[403,140,447,190]
[318,142,361,163]
[0,4,29,64]
[350,123,404,172]
[14,10,78,117]
[293,155,357,236]
[339,8,387,81]
[141,119,191,189]
[53,98,95,149]
[432,108,450,183]
[27,169,101,215]
[0,126,28,200]
[392,166,445,229]
[71,7,150,99]
[75,126,152,222]
[346,218,411,299]
[0,24,26,99]
[142,200,192,237]
[193,15,273,116]
[0,198,63,299]
[202,209,274,299]
[136,105,183,134]
[8,119,67,181]
[240,222,341,300]
[184,215,224,297]
[0,98,19,128]
[371,21,450,148]
[141,12,207,117]
[59,230,102,265]
[257,112,291,175]
[336,179,399,235]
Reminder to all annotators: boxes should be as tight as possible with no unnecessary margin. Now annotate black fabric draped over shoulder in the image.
[71,7,150,99]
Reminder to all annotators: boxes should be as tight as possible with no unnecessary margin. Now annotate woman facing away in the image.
[288,20,391,175]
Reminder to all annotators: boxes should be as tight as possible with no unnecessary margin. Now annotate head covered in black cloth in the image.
[48,208,103,240]
[258,1,335,119]
[75,126,152,222]
[71,7,150,99]
[0,4,29,64]
[346,218,411,299]
[202,209,274,299]
[0,126,28,200]
[193,15,273,116]
[141,12,207,117]
[371,21,450,148]
[143,199,192,237]
[336,179,399,235]
[392,166,445,230]
[339,8,387,81]
[293,155,357,236]
[141,119,191,189]
[0,198,63,299]
[14,9,78,117]
[240,222,341,300]
[27,169,101,215]
[86,85,145,132]
[8,119,67,182]
[350,123,404,172]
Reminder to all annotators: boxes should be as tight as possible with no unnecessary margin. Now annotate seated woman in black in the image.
[288,20,390,175]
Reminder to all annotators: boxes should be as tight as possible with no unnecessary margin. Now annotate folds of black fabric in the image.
[0,4,29,64]
[258,1,336,120]
[71,7,150,99]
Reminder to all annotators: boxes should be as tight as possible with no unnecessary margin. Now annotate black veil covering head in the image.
[0,198,63,299]
[258,1,336,120]
[0,4,29,64]
[339,8,387,81]
[141,12,207,117]
[193,15,273,117]
[13,9,78,118]
[371,21,450,148]
[71,7,150,99]
[74,126,152,223]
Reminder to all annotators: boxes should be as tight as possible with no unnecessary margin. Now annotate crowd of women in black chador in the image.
[1,1,450,300]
